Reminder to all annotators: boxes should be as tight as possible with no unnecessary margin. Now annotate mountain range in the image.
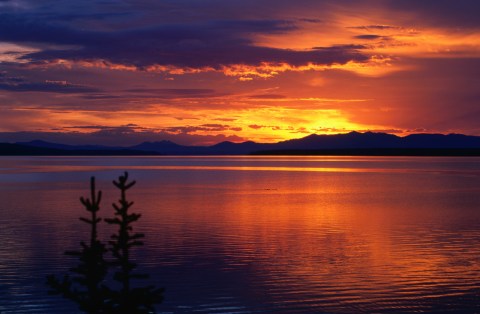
[2,132,480,156]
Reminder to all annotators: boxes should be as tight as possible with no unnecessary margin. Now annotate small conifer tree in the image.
[104,172,164,313]
[47,177,108,313]
[48,172,163,313]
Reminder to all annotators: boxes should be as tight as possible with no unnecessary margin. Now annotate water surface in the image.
[1,156,479,313]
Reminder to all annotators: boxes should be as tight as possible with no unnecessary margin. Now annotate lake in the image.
[1,156,479,313]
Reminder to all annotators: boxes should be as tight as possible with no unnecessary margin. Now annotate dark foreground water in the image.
[0,156,479,313]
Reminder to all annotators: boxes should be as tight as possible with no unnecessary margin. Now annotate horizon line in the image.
[3,130,480,148]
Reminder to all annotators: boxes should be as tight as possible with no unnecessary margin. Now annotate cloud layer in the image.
[1,0,479,144]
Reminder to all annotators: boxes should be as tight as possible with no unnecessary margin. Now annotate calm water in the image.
[0,156,479,313]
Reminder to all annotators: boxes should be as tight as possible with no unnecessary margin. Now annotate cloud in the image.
[60,123,245,142]
[249,124,266,130]
[80,94,123,100]
[248,94,287,100]
[349,25,402,31]
[248,124,312,134]
[0,75,99,93]
[354,34,383,40]
[312,127,405,134]
[0,11,369,78]
[162,124,242,134]
[125,88,219,98]
[213,118,237,122]
[385,0,480,29]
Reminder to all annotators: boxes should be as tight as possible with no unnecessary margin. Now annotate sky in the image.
[0,0,479,146]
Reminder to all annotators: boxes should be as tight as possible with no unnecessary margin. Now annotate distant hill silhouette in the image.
[131,140,205,155]
[17,140,124,151]
[0,143,159,156]
[127,132,480,155]
[272,132,480,150]
[131,139,268,155]
[2,132,480,156]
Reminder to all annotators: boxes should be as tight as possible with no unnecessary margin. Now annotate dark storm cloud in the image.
[0,10,368,70]
[0,14,95,46]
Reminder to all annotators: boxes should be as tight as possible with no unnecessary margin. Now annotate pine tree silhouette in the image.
[47,172,163,313]
[104,172,164,313]
[47,177,109,313]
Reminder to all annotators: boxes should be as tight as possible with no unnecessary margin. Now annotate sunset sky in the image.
[0,0,479,146]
